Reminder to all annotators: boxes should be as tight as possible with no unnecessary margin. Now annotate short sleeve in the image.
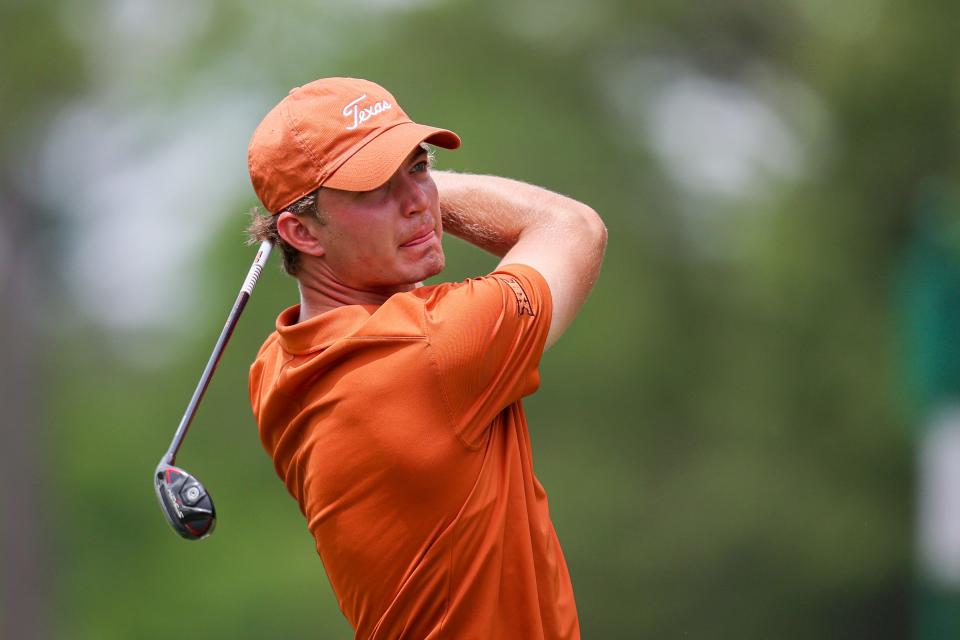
[422,264,553,448]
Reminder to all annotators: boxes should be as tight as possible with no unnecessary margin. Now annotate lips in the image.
[400,227,436,248]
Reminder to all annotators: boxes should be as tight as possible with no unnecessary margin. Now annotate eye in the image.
[411,160,429,173]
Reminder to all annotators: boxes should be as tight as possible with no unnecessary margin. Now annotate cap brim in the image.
[322,122,461,192]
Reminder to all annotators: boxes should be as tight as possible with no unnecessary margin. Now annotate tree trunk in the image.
[0,186,48,640]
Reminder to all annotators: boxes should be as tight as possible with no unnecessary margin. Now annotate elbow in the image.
[577,204,607,256]
[594,212,609,254]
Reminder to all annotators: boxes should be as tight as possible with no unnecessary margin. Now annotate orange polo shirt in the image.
[249,264,579,639]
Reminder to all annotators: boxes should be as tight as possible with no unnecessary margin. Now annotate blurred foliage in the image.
[3,0,960,637]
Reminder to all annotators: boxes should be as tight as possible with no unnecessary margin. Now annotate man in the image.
[246,77,606,639]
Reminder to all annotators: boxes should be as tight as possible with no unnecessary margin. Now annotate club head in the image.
[154,463,216,540]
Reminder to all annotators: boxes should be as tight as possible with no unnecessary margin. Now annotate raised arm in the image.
[433,171,607,350]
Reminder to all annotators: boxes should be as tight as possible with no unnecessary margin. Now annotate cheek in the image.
[329,221,398,271]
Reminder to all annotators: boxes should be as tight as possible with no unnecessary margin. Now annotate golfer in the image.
[246,77,606,639]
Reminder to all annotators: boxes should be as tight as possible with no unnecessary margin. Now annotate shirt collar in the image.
[274,303,378,355]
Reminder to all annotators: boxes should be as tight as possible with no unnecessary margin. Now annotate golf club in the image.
[154,240,272,540]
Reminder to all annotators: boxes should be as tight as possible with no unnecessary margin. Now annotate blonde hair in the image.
[245,190,325,276]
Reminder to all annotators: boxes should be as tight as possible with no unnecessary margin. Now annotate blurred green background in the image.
[2,0,960,638]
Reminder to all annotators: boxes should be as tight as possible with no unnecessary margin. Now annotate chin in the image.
[415,252,445,282]
[389,244,445,289]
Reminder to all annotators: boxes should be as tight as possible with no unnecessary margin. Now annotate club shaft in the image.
[163,240,272,464]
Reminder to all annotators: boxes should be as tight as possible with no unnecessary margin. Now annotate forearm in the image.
[433,171,597,257]
[434,170,606,349]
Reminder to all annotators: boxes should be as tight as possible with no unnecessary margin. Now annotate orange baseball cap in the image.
[248,77,461,213]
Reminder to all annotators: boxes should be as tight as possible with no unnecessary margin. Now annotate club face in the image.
[154,464,216,540]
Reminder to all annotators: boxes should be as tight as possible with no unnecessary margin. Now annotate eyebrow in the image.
[401,146,429,168]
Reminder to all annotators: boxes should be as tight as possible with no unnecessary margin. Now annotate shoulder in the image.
[410,264,550,313]
[407,264,552,355]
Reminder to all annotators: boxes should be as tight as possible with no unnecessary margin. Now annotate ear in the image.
[276,211,325,258]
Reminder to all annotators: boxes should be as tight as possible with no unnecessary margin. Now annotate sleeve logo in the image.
[499,277,535,317]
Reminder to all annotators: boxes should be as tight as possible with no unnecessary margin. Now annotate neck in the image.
[295,262,416,323]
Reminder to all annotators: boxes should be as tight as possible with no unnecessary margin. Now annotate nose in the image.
[396,172,430,217]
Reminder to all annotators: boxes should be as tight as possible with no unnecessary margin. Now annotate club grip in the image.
[241,240,272,295]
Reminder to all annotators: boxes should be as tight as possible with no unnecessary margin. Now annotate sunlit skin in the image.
[276,145,444,321]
